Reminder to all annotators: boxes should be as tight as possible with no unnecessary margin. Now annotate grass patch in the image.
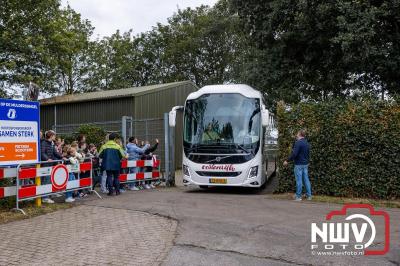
[0,202,73,224]
[269,193,400,208]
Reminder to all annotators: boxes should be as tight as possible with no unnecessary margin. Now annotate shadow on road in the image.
[185,171,278,195]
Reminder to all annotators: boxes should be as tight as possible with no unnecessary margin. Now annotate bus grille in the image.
[195,171,242,177]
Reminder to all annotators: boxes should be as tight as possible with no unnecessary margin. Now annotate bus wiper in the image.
[186,144,200,153]
[205,154,235,163]
[235,144,254,156]
[187,143,221,153]
[186,143,254,156]
[215,143,254,156]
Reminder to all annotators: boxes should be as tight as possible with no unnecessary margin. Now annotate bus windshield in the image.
[184,93,261,151]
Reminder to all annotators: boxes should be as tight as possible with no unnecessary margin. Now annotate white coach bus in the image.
[169,84,273,188]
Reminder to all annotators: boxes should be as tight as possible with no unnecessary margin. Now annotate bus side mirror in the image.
[169,110,177,127]
[262,109,269,127]
[169,106,183,127]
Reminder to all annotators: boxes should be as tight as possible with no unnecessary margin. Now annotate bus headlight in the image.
[248,166,258,179]
[183,164,190,177]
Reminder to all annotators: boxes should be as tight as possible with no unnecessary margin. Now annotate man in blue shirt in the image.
[126,137,149,190]
[284,129,312,201]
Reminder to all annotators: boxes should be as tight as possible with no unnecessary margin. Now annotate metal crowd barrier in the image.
[0,157,161,214]
[0,159,102,215]
[118,156,161,184]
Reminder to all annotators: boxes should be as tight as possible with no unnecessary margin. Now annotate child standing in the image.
[64,147,79,203]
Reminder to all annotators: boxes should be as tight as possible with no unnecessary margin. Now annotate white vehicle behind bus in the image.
[169,84,274,188]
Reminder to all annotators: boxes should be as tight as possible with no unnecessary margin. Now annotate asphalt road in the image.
[83,184,400,266]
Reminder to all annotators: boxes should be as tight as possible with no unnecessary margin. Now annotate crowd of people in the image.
[39,130,160,203]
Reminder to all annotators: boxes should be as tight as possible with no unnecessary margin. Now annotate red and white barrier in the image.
[17,177,92,199]
[17,162,91,179]
[1,157,162,206]
[119,157,161,184]
[0,167,18,179]
[0,166,18,199]
[119,171,160,182]
[120,158,160,169]
[16,161,93,200]
[0,186,17,198]
[0,161,91,198]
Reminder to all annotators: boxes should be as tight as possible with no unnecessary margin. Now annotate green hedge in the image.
[76,124,107,147]
[277,99,400,199]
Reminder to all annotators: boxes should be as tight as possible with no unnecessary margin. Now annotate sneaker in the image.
[129,186,140,191]
[306,196,312,201]
[150,184,156,189]
[101,189,109,194]
[119,188,126,193]
[144,184,151,189]
[42,198,55,204]
[65,197,75,203]
[294,197,302,201]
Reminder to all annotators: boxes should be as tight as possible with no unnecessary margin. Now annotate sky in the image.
[61,0,219,38]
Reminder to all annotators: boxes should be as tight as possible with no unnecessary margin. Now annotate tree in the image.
[334,1,400,98]
[0,0,61,95]
[162,0,245,87]
[0,1,93,96]
[0,0,248,96]
[230,0,400,105]
[46,5,93,94]
[85,0,246,90]
[135,24,170,86]
[134,0,245,88]
[84,30,146,91]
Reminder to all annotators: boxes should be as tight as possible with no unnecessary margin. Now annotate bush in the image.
[277,99,400,199]
[75,124,106,148]
[63,134,76,145]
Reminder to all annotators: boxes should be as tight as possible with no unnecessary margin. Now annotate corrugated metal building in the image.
[39,81,197,168]
[40,81,196,127]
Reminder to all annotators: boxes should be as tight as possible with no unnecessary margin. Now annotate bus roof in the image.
[186,84,262,100]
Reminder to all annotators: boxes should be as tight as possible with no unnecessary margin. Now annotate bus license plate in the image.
[209,178,227,184]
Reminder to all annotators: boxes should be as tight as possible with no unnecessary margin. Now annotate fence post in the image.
[164,113,170,186]
[35,163,41,207]
[89,159,102,199]
[14,164,26,215]
[145,120,148,140]
[169,120,175,186]
[129,117,133,138]
[122,116,128,145]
